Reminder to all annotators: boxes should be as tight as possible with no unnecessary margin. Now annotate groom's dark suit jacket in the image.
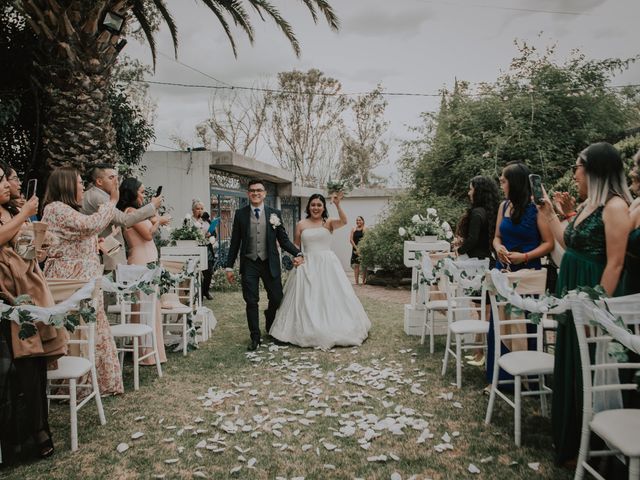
[226,205,301,278]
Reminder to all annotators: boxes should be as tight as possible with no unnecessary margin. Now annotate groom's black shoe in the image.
[247,339,260,351]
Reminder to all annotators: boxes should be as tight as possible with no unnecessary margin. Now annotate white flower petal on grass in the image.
[391,473,402,480]
[164,458,179,464]
[452,402,463,409]
[468,464,480,474]
[441,432,451,443]
[193,472,207,479]
[323,442,337,451]
[301,444,313,451]
[451,431,460,437]
[323,464,336,470]
[528,462,540,471]
[230,466,242,474]
[367,455,388,462]
[389,452,400,461]
[247,458,257,468]
[195,450,203,459]
[480,456,494,463]
[134,415,145,421]
[116,442,129,453]
[163,437,175,444]
[131,431,144,440]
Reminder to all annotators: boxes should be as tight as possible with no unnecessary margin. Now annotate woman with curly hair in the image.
[455,176,501,264]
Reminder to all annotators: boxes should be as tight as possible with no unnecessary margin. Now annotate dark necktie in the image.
[254,208,260,220]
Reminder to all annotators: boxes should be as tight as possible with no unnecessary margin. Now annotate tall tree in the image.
[194,86,270,157]
[267,68,347,186]
[339,85,389,187]
[402,42,640,200]
[13,0,339,174]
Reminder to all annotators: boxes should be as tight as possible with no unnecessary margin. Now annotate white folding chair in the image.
[46,279,106,452]
[484,269,554,446]
[419,251,454,353]
[572,298,640,480]
[160,260,196,356]
[110,265,163,390]
[441,258,490,388]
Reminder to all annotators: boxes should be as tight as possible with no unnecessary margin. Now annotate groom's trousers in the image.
[241,258,283,341]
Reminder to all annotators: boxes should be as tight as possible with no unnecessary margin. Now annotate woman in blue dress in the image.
[487,161,554,385]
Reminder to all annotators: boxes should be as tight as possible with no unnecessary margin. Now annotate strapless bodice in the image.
[301,227,332,253]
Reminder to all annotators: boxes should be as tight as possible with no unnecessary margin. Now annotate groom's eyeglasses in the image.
[248,188,265,193]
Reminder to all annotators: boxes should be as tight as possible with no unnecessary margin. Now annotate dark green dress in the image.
[551,207,623,465]
[623,227,640,295]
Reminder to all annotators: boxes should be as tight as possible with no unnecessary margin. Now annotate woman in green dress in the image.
[538,142,633,467]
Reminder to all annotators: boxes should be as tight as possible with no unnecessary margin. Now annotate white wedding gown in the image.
[270,227,371,349]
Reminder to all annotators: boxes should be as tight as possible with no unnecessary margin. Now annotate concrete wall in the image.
[140,151,211,221]
[327,188,403,270]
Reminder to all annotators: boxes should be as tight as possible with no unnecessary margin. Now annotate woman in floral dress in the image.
[42,167,123,396]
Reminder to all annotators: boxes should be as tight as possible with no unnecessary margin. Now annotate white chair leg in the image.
[628,457,639,480]
[420,310,427,345]
[182,314,188,356]
[538,375,548,417]
[455,335,462,389]
[152,328,163,378]
[118,347,125,369]
[441,328,451,376]
[574,426,591,480]
[514,375,522,447]
[91,365,106,425]
[133,337,139,391]
[484,362,500,424]
[69,378,78,452]
[429,311,435,354]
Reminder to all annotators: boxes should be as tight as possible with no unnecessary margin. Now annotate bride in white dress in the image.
[269,192,371,349]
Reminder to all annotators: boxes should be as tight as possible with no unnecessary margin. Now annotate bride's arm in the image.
[328,192,347,231]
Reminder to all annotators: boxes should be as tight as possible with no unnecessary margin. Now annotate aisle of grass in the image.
[2,289,571,479]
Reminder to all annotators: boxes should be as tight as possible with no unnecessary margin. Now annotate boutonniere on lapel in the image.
[269,213,281,230]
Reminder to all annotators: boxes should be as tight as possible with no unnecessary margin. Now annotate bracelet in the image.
[524,252,529,263]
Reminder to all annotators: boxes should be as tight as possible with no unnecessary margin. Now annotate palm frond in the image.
[301,0,340,30]
[198,0,247,57]
[131,0,158,68]
[151,0,179,58]
[248,0,299,56]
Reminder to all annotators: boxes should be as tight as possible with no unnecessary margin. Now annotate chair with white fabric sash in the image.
[110,264,163,390]
[440,258,490,388]
[418,249,454,353]
[571,297,640,480]
[46,278,106,452]
[160,259,196,356]
[484,268,554,446]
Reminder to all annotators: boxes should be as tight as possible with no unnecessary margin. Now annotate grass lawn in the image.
[2,288,572,479]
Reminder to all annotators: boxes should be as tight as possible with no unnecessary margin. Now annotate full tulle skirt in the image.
[270,249,371,349]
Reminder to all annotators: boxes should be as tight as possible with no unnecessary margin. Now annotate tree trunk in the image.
[43,70,118,171]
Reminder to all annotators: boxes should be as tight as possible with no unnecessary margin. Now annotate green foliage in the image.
[358,193,465,270]
[402,42,640,202]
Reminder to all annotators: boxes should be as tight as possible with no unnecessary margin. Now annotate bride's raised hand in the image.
[332,191,344,206]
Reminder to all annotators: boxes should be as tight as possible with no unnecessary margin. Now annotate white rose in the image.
[442,221,451,231]
[445,230,453,239]
[411,214,421,224]
[426,208,437,216]
[398,227,407,237]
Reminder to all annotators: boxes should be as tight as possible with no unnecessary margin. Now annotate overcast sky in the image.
[126,0,640,184]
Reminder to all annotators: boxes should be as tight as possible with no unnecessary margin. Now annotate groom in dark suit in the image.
[225,179,304,350]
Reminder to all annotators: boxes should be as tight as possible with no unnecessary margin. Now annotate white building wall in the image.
[329,194,396,270]
[140,151,211,221]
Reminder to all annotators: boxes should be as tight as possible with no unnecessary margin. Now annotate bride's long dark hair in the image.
[305,194,328,221]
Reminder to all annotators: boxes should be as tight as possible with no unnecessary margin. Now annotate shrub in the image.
[359,193,465,271]
[211,267,241,292]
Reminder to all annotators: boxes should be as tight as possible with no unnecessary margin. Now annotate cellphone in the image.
[155,185,163,196]
[26,179,37,199]
[529,174,544,204]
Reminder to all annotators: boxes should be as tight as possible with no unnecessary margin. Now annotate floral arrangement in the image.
[326,179,353,195]
[170,214,206,245]
[398,208,453,240]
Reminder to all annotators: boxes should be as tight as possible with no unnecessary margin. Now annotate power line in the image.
[420,0,594,16]
[150,141,182,151]
[136,78,640,99]
[158,51,235,88]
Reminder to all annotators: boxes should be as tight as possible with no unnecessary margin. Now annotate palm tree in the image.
[14,0,339,172]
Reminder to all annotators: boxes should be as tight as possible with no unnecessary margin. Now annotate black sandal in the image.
[37,436,54,458]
